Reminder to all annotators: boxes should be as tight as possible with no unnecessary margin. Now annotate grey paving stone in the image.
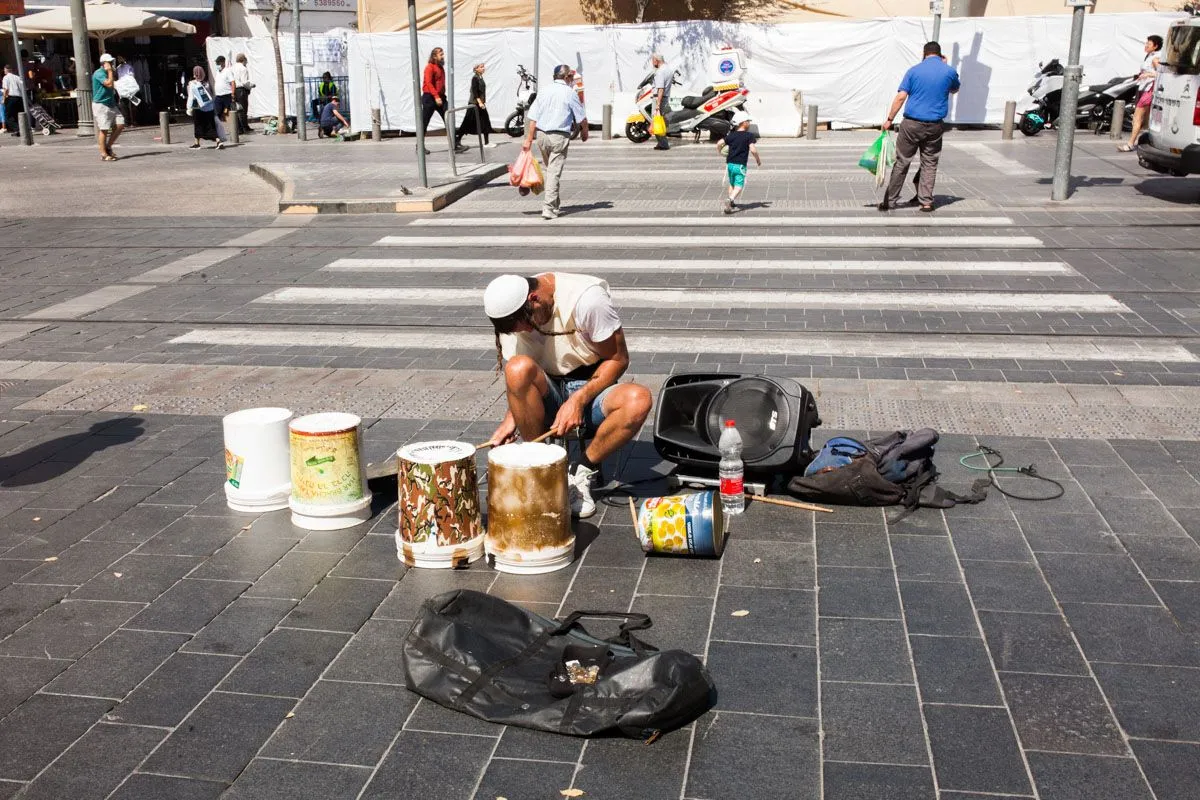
[710,585,815,646]
[1093,663,1200,741]
[125,578,249,634]
[946,515,1033,562]
[44,629,189,699]
[924,704,1032,796]
[19,723,165,800]
[86,504,192,544]
[262,680,416,766]
[898,580,979,635]
[0,780,21,799]
[1062,603,1200,668]
[1092,496,1185,536]
[890,535,960,581]
[1153,580,1200,635]
[294,525,369,555]
[574,729,692,800]
[71,553,202,603]
[0,655,69,717]
[961,560,1059,613]
[474,758,577,800]
[977,610,1089,675]
[819,617,913,684]
[910,634,1002,705]
[142,692,294,781]
[638,556,719,598]
[222,759,371,800]
[718,536,813,589]
[1130,739,1200,800]
[686,712,820,800]
[818,567,901,619]
[1027,752,1154,800]
[886,511,949,537]
[328,532,405,580]
[371,568,494,620]
[405,697,503,737]
[135,515,246,558]
[17,541,134,586]
[821,681,927,765]
[706,640,816,717]
[280,576,393,633]
[220,628,351,698]
[0,582,72,639]
[816,523,892,568]
[1118,534,1200,580]
[1015,510,1120,554]
[244,550,344,600]
[722,501,817,541]
[183,596,297,656]
[822,762,935,800]
[0,598,141,660]
[188,535,299,582]
[488,567,577,606]
[492,724,584,764]
[0,694,115,780]
[109,651,236,728]
[629,593,712,655]
[1000,672,1126,755]
[1038,552,1160,605]
[584,524,649,568]
[359,730,495,800]
[324,618,410,685]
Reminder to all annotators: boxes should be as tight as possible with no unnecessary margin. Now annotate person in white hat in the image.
[715,109,761,214]
[483,272,652,519]
[91,54,124,161]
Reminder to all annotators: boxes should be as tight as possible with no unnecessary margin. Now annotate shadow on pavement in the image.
[1134,177,1200,204]
[0,417,145,487]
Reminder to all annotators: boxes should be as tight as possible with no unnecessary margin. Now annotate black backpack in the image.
[786,428,987,516]
[402,590,715,741]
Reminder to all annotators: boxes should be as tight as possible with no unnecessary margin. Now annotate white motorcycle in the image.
[625,70,749,143]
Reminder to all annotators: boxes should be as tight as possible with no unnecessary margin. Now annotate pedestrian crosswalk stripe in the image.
[950,142,1040,177]
[408,216,1016,228]
[168,327,1195,363]
[254,288,1128,313]
[322,258,1076,275]
[374,234,1044,249]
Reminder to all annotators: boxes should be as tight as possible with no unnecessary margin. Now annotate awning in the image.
[23,0,213,21]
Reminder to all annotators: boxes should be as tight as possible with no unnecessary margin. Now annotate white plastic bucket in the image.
[288,412,372,530]
[223,407,293,513]
[485,442,575,574]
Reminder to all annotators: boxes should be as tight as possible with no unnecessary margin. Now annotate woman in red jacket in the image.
[421,47,467,153]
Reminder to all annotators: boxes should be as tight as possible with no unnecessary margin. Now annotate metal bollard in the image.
[229,114,240,145]
[159,111,171,145]
[295,86,307,140]
[805,105,818,140]
[17,112,32,146]
[1110,100,1125,139]
[1002,101,1016,140]
[602,103,612,140]
[371,108,382,141]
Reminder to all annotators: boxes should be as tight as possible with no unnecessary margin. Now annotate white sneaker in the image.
[568,464,598,519]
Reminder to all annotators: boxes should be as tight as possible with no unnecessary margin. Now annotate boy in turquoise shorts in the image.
[716,110,761,214]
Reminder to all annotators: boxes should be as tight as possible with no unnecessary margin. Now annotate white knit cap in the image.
[484,275,529,319]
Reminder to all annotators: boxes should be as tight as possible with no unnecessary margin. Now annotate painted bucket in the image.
[395,440,485,569]
[485,442,575,574]
[288,412,372,530]
[636,491,727,557]
[222,407,293,513]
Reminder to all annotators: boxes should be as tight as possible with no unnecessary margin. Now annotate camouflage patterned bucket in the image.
[395,440,485,569]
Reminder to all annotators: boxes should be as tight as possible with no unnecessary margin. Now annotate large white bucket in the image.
[288,412,372,530]
[485,442,575,574]
[223,407,293,513]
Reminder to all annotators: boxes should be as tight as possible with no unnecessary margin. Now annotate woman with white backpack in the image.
[185,65,224,150]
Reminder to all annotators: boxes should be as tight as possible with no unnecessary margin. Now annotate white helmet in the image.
[484,274,530,319]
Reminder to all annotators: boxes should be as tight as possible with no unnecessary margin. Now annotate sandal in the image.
[1116,144,1134,152]
[101,155,118,162]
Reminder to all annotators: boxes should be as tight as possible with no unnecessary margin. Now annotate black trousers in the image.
[421,92,454,139]
[234,87,251,133]
[3,96,23,131]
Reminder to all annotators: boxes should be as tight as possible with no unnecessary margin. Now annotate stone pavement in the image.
[0,129,1198,799]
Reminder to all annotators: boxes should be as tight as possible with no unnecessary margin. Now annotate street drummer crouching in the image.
[484,273,652,519]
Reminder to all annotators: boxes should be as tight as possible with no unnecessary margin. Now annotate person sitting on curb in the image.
[319,96,349,139]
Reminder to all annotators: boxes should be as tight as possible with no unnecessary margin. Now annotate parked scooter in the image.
[1086,74,1139,134]
[1020,58,1138,136]
[505,64,537,138]
[625,70,749,143]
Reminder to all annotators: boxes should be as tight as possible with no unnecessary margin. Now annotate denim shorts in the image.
[543,379,615,437]
[726,163,747,188]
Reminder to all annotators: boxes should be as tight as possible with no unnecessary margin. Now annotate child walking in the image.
[716,110,761,214]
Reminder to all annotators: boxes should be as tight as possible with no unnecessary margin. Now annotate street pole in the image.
[7,17,31,135]
[292,0,305,139]
[1051,0,1092,201]
[407,0,427,187]
[68,0,94,136]
[532,0,541,86]
[446,0,455,175]
[930,0,943,42]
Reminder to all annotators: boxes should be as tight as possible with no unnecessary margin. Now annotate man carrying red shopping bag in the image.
[520,64,589,220]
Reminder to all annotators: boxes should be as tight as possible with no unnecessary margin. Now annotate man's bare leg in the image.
[504,355,551,440]
[583,383,653,464]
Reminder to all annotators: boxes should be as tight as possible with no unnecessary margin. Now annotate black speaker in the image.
[653,373,821,474]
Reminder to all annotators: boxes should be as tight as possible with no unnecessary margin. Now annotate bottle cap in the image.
[725,419,736,427]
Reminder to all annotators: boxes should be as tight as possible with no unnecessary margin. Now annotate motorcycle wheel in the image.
[1018,113,1042,137]
[504,111,524,138]
[625,120,651,143]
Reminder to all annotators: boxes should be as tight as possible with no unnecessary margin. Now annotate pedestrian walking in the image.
[1,65,22,137]
[715,110,761,214]
[1118,35,1163,153]
[454,62,492,149]
[650,53,673,150]
[522,64,589,220]
[212,55,234,127]
[879,41,960,213]
[231,53,254,135]
[421,47,467,154]
[185,65,223,150]
[92,54,124,161]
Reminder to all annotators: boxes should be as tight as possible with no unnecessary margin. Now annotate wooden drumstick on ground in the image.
[747,494,834,514]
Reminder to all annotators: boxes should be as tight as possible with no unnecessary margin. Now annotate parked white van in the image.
[1138,17,1200,176]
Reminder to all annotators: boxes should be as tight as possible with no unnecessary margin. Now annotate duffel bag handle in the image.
[552,611,655,654]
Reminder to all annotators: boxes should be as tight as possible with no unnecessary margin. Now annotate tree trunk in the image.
[271,5,286,126]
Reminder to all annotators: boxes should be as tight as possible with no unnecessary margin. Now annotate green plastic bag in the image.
[858,131,891,175]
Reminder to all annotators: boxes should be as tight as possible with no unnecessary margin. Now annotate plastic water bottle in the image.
[718,419,745,516]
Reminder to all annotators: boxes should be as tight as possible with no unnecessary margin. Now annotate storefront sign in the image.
[244,0,354,12]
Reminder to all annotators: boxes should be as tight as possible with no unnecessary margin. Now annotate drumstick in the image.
[747,494,834,514]
[628,496,639,530]
[475,430,556,450]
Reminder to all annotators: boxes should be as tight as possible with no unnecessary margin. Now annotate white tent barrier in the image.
[206,33,349,120]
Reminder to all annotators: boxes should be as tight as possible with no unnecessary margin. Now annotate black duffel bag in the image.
[402,589,715,741]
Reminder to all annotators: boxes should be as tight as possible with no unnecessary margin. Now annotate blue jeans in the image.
[543,379,615,437]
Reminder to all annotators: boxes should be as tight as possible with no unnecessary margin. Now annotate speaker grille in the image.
[705,378,793,461]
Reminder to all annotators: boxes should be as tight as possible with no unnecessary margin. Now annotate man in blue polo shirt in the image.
[879,41,960,213]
